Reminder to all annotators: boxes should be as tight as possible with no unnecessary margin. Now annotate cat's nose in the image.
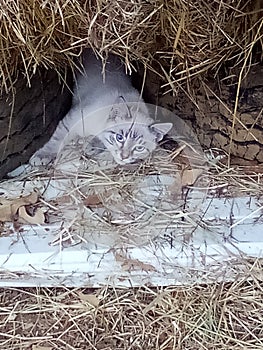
[121,151,130,160]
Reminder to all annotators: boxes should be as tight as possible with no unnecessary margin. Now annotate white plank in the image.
[0,173,262,287]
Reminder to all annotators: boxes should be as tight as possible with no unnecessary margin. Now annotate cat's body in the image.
[32,50,172,165]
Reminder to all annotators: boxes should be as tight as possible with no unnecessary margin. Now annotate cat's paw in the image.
[29,150,56,167]
[84,137,106,157]
[7,164,33,178]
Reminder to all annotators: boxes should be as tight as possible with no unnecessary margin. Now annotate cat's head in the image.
[97,99,173,165]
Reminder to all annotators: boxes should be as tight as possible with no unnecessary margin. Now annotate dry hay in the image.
[0,259,262,350]
[0,0,262,92]
[0,158,262,349]
[0,0,262,167]
[0,3,263,348]
[4,130,262,250]
[0,134,208,247]
[205,149,263,196]
[1,0,262,166]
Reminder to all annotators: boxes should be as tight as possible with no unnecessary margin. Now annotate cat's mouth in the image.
[115,158,136,165]
[115,156,145,165]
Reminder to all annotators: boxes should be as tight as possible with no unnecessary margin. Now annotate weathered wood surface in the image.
[0,69,73,179]
[0,178,262,287]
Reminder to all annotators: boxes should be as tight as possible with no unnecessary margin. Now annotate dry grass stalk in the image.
[1,0,261,164]
[0,0,262,92]
[0,259,262,349]
[0,3,262,347]
[206,151,263,196]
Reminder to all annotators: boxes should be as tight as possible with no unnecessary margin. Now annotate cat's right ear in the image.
[149,122,173,142]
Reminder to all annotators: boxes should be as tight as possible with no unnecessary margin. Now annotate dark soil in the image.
[0,69,73,179]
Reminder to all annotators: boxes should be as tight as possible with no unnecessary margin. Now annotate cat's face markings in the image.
[114,128,146,159]
[99,101,173,165]
[114,128,142,145]
[102,124,154,165]
[119,133,146,162]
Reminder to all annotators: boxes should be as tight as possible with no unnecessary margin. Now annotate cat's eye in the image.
[115,133,124,143]
[134,145,145,152]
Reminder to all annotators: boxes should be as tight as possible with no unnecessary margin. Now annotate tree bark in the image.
[0,69,73,179]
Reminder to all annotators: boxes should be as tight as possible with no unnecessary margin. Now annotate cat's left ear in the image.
[108,96,131,121]
[149,123,173,141]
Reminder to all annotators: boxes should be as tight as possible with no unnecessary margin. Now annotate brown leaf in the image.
[0,191,39,222]
[181,168,203,187]
[115,252,156,272]
[123,259,156,272]
[18,206,46,225]
[0,200,14,222]
[55,194,72,205]
[83,194,103,207]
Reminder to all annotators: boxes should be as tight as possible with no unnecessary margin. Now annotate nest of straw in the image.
[0,0,262,91]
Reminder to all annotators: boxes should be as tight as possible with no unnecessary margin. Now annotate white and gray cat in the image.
[31,50,173,165]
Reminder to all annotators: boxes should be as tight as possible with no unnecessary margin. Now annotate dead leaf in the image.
[123,259,157,272]
[0,200,14,222]
[78,292,100,307]
[181,168,203,187]
[23,322,35,330]
[115,252,156,272]
[55,194,72,205]
[0,191,39,222]
[83,194,103,207]
[18,206,46,225]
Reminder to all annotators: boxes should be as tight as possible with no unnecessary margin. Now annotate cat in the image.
[31,50,173,166]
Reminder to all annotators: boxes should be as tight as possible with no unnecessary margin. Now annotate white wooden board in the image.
[0,174,262,287]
